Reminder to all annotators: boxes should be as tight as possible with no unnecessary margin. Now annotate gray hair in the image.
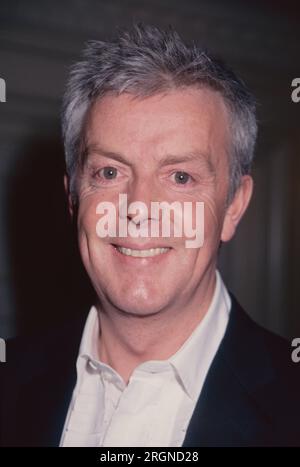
[62,23,257,203]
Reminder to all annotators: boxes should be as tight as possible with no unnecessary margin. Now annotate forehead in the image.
[84,87,230,167]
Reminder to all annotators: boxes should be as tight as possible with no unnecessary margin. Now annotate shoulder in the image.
[227,294,299,379]
[1,312,86,388]
[224,294,300,445]
[0,313,87,446]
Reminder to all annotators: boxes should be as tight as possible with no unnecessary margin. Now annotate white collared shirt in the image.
[60,271,231,447]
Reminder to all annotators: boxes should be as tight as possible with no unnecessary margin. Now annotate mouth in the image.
[115,246,170,258]
[111,244,172,258]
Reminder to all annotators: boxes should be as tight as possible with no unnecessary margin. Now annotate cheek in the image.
[77,194,103,235]
[78,208,94,242]
[201,194,223,240]
[76,199,100,262]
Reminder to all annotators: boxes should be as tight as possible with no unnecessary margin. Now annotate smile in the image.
[115,246,171,258]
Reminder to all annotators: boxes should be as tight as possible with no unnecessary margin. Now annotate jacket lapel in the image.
[183,296,276,447]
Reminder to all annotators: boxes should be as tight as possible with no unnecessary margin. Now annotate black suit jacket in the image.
[1,295,300,447]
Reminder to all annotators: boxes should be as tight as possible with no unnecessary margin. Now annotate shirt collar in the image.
[79,304,100,363]
[167,270,231,400]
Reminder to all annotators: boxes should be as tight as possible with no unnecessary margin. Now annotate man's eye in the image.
[99,167,118,179]
[173,171,191,185]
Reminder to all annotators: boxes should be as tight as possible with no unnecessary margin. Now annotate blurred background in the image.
[0,0,299,339]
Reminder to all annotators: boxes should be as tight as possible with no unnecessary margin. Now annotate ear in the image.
[221,175,253,243]
[64,174,74,218]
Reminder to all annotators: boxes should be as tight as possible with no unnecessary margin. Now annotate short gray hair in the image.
[62,23,257,203]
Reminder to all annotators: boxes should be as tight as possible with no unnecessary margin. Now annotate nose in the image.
[121,176,159,225]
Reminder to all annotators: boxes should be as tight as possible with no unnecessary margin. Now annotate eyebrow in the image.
[159,152,214,170]
[84,145,134,168]
[84,144,215,174]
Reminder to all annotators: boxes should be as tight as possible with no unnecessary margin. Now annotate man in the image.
[0,24,299,447]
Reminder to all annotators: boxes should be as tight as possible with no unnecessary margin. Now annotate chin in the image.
[109,291,172,317]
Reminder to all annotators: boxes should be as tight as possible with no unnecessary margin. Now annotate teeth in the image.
[116,247,170,258]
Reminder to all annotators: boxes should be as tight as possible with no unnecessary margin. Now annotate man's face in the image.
[75,88,237,316]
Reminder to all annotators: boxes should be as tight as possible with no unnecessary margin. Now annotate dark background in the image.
[0,0,299,339]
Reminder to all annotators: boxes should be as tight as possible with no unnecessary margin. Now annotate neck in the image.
[97,270,216,384]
